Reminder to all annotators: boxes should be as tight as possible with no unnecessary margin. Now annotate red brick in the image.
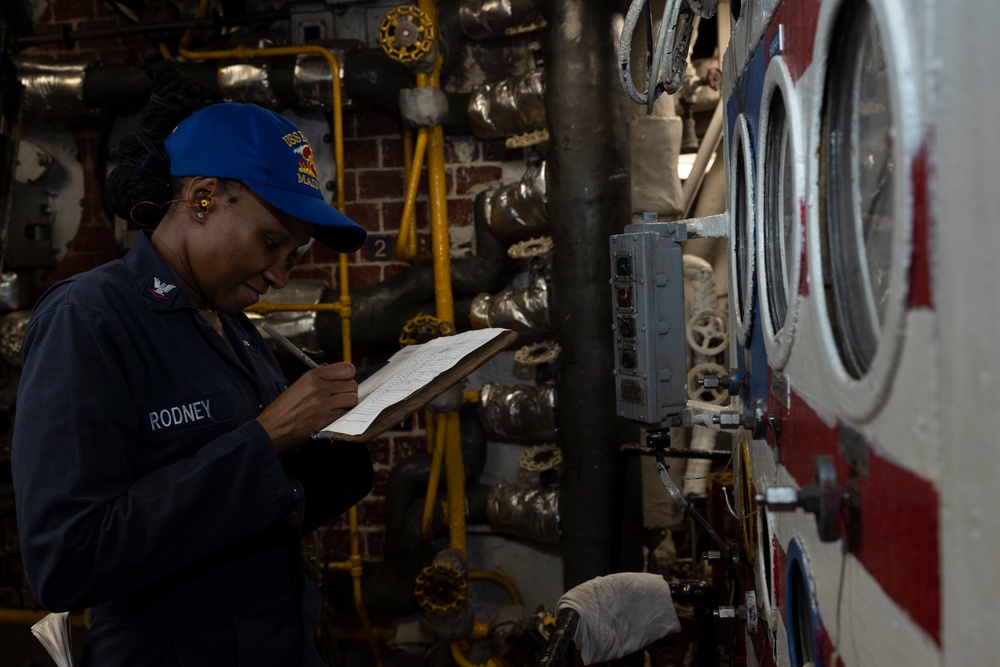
[443,140,479,164]
[358,497,387,525]
[51,0,96,23]
[343,202,380,229]
[364,531,385,561]
[354,110,400,139]
[455,165,503,195]
[344,138,380,169]
[340,172,357,202]
[391,436,428,463]
[288,266,334,284]
[309,240,343,265]
[357,169,405,200]
[381,263,408,283]
[482,142,529,163]
[382,200,428,234]
[368,438,391,465]
[348,264,384,290]
[381,136,407,169]
[447,198,475,227]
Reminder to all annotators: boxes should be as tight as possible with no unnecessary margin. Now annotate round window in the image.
[730,115,755,345]
[763,89,795,334]
[821,0,894,379]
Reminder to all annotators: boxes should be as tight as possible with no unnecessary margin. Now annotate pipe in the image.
[682,255,721,496]
[468,70,547,140]
[315,195,513,353]
[542,0,632,588]
[459,0,547,40]
[681,100,723,218]
[480,160,549,245]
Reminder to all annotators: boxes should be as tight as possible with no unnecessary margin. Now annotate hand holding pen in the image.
[256,322,358,453]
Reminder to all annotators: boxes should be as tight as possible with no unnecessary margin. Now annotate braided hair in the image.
[104,61,208,227]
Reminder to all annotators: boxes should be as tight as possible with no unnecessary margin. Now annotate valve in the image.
[378,5,437,68]
[756,455,858,544]
[713,398,768,439]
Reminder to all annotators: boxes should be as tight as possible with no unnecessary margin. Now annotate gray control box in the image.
[610,221,688,426]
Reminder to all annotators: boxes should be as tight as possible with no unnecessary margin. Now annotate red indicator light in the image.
[616,286,632,309]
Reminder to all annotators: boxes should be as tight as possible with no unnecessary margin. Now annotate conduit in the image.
[543,0,632,588]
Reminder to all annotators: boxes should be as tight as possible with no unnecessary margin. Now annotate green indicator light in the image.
[616,256,632,277]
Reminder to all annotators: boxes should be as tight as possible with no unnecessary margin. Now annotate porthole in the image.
[808,0,917,421]
[821,0,894,379]
[755,507,777,626]
[786,540,821,667]
[729,115,755,346]
[757,56,805,370]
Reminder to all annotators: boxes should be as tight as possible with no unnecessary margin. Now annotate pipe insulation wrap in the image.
[486,483,561,544]
[468,70,547,139]
[218,62,282,109]
[480,159,549,244]
[459,0,546,40]
[15,58,95,118]
[468,275,550,336]
[477,383,557,443]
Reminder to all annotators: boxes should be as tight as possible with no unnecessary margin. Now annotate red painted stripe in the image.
[767,392,941,644]
[908,143,933,308]
[766,0,822,82]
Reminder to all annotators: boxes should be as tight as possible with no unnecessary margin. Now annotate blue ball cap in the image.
[164,103,367,253]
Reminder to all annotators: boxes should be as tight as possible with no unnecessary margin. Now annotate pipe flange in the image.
[687,362,730,404]
[513,340,561,366]
[378,5,437,66]
[686,308,729,356]
[508,235,554,259]
[399,313,455,347]
[519,443,562,472]
[414,561,467,613]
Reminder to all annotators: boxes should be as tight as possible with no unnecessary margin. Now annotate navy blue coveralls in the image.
[11,231,373,666]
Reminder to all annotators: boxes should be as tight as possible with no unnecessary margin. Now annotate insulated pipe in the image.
[542,0,632,589]
[315,193,513,353]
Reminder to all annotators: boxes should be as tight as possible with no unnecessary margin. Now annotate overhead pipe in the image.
[459,0,547,40]
[542,0,633,589]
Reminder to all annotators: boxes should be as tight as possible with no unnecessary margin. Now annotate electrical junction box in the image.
[610,220,688,426]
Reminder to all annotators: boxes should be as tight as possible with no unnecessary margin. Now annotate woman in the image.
[11,100,374,665]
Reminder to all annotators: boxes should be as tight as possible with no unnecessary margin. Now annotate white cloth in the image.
[556,572,681,664]
[31,612,74,667]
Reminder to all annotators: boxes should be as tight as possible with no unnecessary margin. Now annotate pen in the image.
[259,321,321,369]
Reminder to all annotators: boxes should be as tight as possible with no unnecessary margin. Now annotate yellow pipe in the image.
[450,640,503,667]
[244,300,344,315]
[0,609,87,627]
[421,411,449,536]
[396,126,428,260]
[444,410,466,551]
[468,569,522,605]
